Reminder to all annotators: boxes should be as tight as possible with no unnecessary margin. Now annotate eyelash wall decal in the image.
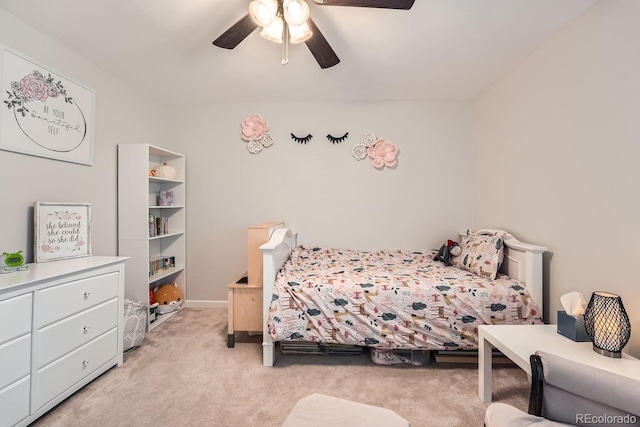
[326,132,349,144]
[291,133,313,144]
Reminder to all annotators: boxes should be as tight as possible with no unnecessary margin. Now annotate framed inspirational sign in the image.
[34,202,91,262]
[1,46,95,165]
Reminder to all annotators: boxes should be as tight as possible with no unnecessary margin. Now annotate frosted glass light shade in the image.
[249,0,278,27]
[289,21,312,44]
[260,16,284,43]
[283,0,310,26]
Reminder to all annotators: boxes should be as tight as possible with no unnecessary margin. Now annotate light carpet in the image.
[31,308,529,427]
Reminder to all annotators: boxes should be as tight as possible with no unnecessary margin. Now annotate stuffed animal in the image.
[434,239,462,266]
[153,283,184,314]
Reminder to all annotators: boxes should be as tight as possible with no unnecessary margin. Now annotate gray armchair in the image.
[485,350,640,427]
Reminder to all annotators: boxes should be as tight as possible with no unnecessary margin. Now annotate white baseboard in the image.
[185,299,227,309]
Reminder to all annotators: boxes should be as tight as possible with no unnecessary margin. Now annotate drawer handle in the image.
[82,360,90,369]
[83,325,90,334]
[83,291,91,299]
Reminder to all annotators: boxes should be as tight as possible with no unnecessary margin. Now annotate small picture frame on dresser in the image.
[34,202,92,262]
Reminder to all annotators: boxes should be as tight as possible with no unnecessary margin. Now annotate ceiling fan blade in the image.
[213,14,259,49]
[311,0,414,9]
[305,18,340,69]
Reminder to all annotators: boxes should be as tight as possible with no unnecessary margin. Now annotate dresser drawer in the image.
[0,376,30,427]
[35,272,119,328]
[32,328,118,412]
[35,298,118,369]
[0,294,32,345]
[0,334,30,391]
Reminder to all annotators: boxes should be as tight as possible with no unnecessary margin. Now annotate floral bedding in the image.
[267,246,542,350]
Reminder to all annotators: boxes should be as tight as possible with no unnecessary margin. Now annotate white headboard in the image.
[459,229,547,320]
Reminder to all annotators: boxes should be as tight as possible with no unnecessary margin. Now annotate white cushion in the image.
[282,393,410,427]
[485,402,574,427]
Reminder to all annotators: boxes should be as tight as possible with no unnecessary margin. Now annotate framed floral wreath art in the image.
[0,46,95,165]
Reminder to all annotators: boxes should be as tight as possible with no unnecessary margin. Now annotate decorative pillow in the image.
[452,230,506,280]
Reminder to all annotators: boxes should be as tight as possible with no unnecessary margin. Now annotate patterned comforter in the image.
[268,246,542,350]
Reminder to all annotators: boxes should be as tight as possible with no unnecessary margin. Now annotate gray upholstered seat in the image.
[485,350,640,427]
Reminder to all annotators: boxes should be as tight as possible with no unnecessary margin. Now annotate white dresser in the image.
[0,256,126,427]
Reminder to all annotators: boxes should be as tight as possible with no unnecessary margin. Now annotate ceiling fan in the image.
[213,0,415,69]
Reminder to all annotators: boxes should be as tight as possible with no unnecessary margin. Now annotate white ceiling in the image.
[0,0,598,104]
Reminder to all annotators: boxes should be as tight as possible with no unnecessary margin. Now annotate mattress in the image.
[267,246,542,350]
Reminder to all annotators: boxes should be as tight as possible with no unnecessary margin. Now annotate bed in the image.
[260,228,547,367]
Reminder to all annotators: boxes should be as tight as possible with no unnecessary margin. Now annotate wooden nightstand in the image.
[227,222,284,348]
[227,273,262,348]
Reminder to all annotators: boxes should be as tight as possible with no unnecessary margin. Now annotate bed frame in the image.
[260,228,547,367]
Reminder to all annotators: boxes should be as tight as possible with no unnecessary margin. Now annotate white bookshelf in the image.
[117,144,186,331]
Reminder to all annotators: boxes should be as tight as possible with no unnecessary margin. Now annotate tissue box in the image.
[557,310,590,342]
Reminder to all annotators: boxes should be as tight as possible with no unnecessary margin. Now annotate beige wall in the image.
[5,1,637,358]
[168,101,474,303]
[0,8,167,261]
[473,0,640,356]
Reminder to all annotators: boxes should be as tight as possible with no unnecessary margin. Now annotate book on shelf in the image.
[149,214,155,237]
[148,215,169,237]
[149,256,176,276]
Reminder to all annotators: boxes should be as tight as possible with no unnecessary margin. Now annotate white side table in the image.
[478,324,640,402]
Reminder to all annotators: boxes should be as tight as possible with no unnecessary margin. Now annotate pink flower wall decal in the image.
[240,114,274,154]
[367,138,398,168]
[241,114,270,141]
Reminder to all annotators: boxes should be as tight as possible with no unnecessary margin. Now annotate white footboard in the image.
[261,228,297,367]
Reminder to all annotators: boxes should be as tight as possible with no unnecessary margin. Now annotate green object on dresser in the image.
[1,250,30,273]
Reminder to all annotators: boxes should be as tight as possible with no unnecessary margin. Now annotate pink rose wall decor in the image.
[240,114,273,154]
[352,133,399,169]
[367,138,398,168]
[241,114,269,140]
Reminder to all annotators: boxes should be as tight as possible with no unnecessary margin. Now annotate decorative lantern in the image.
[583,291,631,358]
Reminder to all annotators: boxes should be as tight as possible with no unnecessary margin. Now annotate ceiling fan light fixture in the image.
[249,0,278,27]
[288,21,313,44]
[260,16,284,43]
[283,0,310,26]
[217,0,415,68]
